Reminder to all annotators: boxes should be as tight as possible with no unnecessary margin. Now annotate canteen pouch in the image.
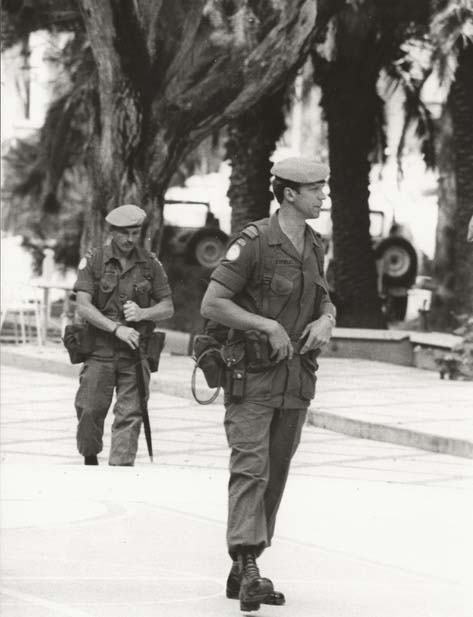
[193,334,225,388]
[62,324,94,364]
[146,331,166,373]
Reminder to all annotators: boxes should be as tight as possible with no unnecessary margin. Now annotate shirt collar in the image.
[268,211,284,246]
[268,210,324,250]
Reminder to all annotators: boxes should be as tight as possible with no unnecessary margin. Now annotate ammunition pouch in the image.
[244,329,273,372]
[62,324,94,364]
[193,334,225,388]
[191,326,277,404]
[146,331,166,373]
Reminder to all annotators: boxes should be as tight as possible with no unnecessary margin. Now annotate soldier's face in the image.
[111,226,142,254]
[290,181,327,219]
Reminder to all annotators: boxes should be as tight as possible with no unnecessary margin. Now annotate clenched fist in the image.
[123,300,144,323]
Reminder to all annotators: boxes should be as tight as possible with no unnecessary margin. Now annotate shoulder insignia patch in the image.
[225,243,241,262]
[78,257,88,270]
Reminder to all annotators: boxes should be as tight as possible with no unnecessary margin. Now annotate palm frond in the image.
[430,0,473,84]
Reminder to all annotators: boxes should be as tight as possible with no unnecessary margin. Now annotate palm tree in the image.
[430,0,473,323]
[312,0,430,328]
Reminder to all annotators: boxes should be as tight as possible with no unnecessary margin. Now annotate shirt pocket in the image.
[270,273,294,295]
[267,273,294,319]
[97,267,118,309]
[134,279,152,307]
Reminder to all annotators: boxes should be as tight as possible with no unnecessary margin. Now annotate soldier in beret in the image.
[201,157,336,610]
[73,204,174,466]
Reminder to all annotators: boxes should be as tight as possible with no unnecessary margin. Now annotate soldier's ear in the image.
[284,186,296,202]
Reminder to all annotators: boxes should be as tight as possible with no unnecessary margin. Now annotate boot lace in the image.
[244,554,260,581]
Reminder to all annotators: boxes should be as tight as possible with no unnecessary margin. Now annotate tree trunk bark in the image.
[325,94,385,328]
[449,41,473,317]
[318,6,385,328]
[77,0,318,252]
[226,88,287,236]
[430,108,457,328]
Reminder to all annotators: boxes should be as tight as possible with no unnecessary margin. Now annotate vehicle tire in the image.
[374,237,418,288]
[187,229,229,269]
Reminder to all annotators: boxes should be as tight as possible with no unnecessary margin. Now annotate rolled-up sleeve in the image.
[210,238,257,295]
[151,258,172,301]
[319,287,336,318]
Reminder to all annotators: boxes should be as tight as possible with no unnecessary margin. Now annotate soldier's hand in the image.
[115,325,140,350]
[267,321,293,362]
[123,301,144,322]
[299,316,333,354]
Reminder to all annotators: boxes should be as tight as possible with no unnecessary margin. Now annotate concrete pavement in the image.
[2,342,473,457]
[1,363,473,617]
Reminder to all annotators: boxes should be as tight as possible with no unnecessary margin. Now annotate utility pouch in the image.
[244,329,273,372]
[221,333,246,402]
[229,368,246,403]
[193,334,225,388]
[62,324,94,364]
[146,331,166,373]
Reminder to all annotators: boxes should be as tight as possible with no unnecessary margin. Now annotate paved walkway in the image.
[2,343,473,457]
[1,363,472,617]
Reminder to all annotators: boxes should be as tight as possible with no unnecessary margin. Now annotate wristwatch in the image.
[322,313,336,326]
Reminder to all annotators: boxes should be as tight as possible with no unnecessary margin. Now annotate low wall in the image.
[321,328,461,370]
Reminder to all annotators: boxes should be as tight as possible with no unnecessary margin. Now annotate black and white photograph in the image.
[1,1,472,616]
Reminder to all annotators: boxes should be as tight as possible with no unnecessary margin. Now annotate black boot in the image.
[84,455,98,465]
[226,560,286,607]
[237,551,283,612]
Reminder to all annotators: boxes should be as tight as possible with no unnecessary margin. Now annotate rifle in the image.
[134,346,154,462]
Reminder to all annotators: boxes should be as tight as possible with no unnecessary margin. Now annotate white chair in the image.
[0,282,43,345]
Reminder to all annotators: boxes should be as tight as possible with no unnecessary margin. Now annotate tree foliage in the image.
[2,0,319,251]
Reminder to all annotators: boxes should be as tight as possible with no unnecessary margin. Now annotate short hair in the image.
[271,177,301,204]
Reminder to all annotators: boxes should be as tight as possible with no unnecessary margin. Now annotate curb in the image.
[2,346,471,460]
[1,347,81,379]
[307,409,473,460]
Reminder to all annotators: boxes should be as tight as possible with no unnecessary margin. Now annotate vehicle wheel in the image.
[374,237,418,288]
[188,230,229,269]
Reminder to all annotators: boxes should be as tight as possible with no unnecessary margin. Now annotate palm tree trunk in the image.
[226,88,287,236]
[325,89,385,328]
[449,41,473,316]
[431,108,456,328]
[319,5,385,328]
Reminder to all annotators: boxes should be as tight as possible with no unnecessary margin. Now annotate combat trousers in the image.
[224,401,307,558]
[75,351,150,465]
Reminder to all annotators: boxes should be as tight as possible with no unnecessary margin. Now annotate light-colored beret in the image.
[271,157,329,184]
[105,204,146,227]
